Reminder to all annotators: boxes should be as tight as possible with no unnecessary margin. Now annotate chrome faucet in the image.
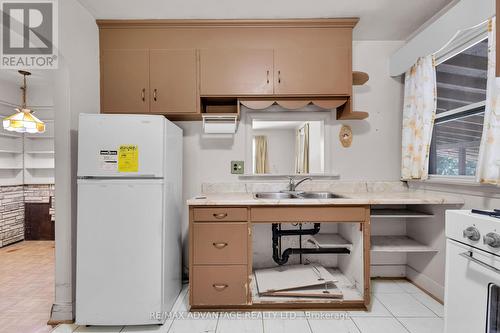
[287,176,312,191]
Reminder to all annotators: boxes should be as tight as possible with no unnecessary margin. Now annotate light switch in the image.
[231,161,244,174]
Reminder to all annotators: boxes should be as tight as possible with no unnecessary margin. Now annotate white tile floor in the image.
[53,280,444,333]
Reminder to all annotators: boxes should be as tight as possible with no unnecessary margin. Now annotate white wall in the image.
[51,0,100,322]
[0,76,53,110]
[175,40,405,271]
[252,128,296,174]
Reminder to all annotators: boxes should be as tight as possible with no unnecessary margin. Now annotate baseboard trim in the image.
[49,302,74,323]
[406,265,444,302]
[47,319,74,326]
[370,264,406,278]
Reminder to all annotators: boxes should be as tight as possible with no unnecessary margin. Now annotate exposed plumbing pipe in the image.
[271,223,351,265]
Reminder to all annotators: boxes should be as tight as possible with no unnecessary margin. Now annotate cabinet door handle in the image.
[212,242,228,249]
[141,88,145,102]
[153,89,158,102]
[212,283,228,291]
[266,70,270,84]
[278,70,281,84]
[213,213,228,219]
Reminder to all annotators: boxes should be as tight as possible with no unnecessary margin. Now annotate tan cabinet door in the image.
[200,49,274,96]
[274,47,351,95]
[101,49,150,113]
[150,49,198,114]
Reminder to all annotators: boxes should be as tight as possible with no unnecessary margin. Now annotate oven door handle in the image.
[460,251,500,273]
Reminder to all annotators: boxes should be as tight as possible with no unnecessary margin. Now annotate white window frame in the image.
[428,31,488,182]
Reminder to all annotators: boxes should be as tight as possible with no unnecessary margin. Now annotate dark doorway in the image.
[24,202,54,240]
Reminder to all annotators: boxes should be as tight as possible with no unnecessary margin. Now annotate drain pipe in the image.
[272,223,350,265]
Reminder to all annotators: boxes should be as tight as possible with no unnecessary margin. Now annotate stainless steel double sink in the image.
[254,191,343,199]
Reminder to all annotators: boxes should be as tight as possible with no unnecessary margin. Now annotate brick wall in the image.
[24,184,55,221]
[0,186,25,247]
[0,184,55,248]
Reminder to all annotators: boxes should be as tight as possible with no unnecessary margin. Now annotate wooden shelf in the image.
[337,111,369,120]
[353,71,369,85]
[308,233,352,250]
[25,150,55,154]
[371,209,434,218]
[371,236,437,253]
[25,167,54,170]
[23,131,55,184]
[0,133,22,138]
[0,150,22,154]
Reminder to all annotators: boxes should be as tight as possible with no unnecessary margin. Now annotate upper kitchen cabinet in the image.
[200,49,274,96]
[274,47,351,95]
[97,19,359,120]
[150,49,198,114]
[101,49,150,114]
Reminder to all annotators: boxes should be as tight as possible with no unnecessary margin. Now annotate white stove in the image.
[445,210,500,333]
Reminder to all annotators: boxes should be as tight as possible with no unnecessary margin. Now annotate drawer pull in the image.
[212,283,228,291]
[213,213,228,219]
[212,242,228,249]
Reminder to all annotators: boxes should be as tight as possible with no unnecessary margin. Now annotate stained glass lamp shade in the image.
[2,70,45,134]
[3,108,45,133]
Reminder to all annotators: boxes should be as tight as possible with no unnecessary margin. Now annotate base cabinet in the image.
[189,205,370,310]
[191,265,248,306]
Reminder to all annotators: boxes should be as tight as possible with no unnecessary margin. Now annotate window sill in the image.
[407,176,499,198]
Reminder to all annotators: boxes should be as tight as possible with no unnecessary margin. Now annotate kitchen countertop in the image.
[187,190,465,206]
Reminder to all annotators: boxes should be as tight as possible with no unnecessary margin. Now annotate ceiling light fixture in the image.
[2,70,45,134]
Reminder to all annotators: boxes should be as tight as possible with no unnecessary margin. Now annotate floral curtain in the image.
[254,135,269,174]
[477,17,500,185]
[401,55,437,180]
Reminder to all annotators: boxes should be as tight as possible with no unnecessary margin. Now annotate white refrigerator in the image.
[75,113,182,326]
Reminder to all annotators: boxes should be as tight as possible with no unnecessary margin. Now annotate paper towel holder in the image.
[202,114,238,134]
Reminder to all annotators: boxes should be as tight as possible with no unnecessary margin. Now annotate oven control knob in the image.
[484,233,500,248]
[463,227,481,241]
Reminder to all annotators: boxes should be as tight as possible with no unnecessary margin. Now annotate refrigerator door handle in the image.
[78,175,159,179]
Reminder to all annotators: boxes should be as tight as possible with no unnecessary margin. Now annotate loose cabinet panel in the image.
[150,49,198,114]
[274,47,351,95]
[101,49,150,113]
[200,49,274,96]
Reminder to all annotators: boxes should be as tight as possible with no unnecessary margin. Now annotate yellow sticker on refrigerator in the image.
[118,145,139,172]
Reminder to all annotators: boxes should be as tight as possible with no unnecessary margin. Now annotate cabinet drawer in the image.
[193,223,248,264]
[192,265,248,306]
[251,206,366,222]
[193,208,247,222]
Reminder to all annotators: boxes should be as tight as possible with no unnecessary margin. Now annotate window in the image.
[429,39,487,176]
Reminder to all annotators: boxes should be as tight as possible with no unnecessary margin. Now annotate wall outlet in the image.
[231,161,244,174]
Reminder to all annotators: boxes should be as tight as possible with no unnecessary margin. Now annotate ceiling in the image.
[77,0,456,40]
